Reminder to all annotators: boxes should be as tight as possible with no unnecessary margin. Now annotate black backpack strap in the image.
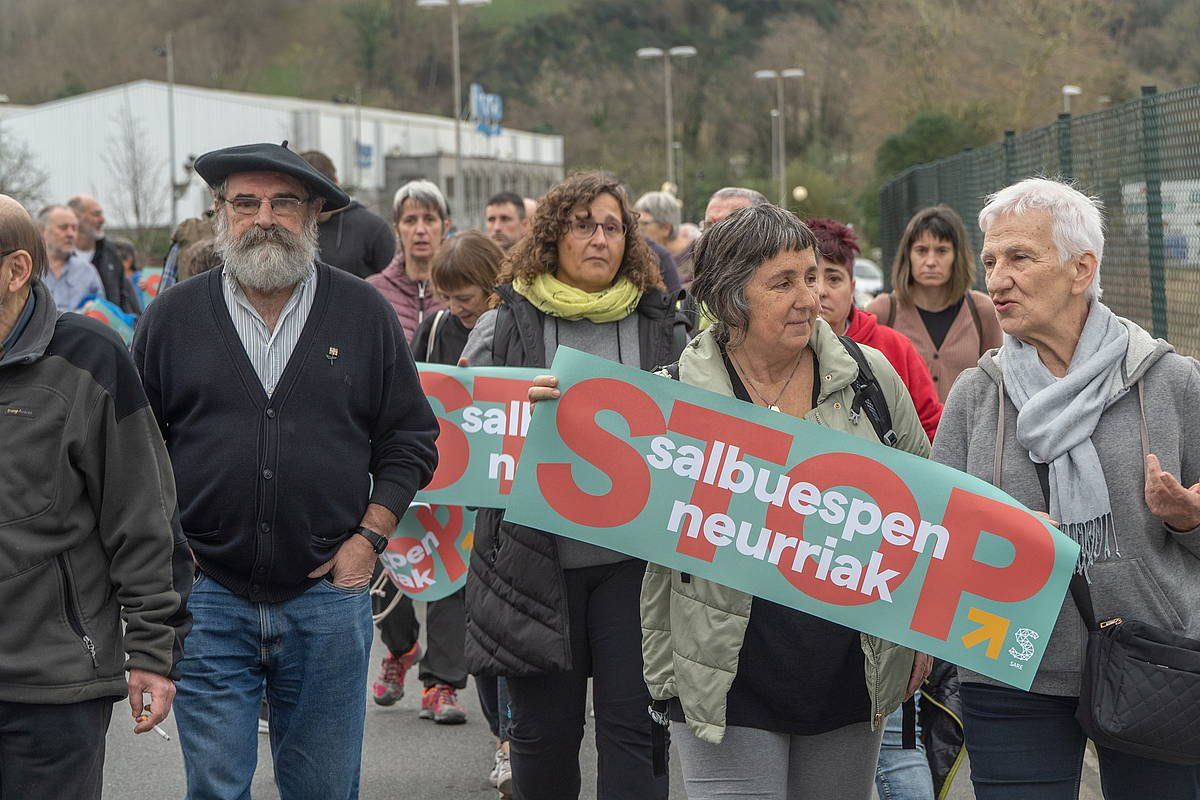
[901,695,917,749]
[884,292,897,328]
[838,336,899,448]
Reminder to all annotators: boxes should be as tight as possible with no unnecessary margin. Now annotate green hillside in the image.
[0,0,1196,239]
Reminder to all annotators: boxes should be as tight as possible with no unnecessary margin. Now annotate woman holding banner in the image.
[935,178,1200,798]
[635,204,932,799]
[460,171,689,799]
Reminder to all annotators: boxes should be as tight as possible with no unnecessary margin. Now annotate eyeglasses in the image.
[0,248,17,261]
[219,196,309,217]
[568,218,627,240]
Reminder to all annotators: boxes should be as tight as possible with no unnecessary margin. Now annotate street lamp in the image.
[1062,84,1082,114]
[754,67,805,207]
[418,0,491,221]
[637,45,697,190]
[154,32,179,228]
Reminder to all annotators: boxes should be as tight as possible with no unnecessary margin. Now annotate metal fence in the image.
[879,84,1200,356]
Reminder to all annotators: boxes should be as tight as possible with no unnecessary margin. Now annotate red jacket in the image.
[365,252,445,344]
[845,306,942,442]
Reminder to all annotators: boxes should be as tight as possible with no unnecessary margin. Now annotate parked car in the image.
[854,257,884,306]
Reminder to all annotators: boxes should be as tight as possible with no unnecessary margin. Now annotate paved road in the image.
[104,633,1102,799]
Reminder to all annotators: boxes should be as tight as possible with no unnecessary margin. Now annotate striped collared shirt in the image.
[221,265,317,396]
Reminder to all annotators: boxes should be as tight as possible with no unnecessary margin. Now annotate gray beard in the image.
[215,213,319,293]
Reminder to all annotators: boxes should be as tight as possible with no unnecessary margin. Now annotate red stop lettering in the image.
[537,378,664,528]
[767,452,920,605]
[910,488,1055,641]
[667,401,793,561]
[473,376,534,495]
[419,372,471,491]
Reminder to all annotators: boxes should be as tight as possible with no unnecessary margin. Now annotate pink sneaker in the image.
[371,641,422,706]
[419,684,467,724]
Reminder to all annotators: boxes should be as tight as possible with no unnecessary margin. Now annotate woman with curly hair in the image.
[461,171,688,800]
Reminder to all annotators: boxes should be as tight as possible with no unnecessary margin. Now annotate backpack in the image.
[882,291,986,359]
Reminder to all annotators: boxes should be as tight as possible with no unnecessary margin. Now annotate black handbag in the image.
[1068,569,1200,765]
[1018,381,1200,765]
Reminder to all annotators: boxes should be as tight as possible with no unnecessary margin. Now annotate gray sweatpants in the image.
[671,720,884,800]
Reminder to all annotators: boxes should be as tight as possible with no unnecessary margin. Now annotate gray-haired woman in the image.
[580,204,930,799]
[934,177,1200,799]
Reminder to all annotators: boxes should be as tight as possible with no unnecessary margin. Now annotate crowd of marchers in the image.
[0,137,1198,800]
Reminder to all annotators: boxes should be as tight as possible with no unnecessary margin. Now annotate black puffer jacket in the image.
[921,659,965,799]
[464,283,688,676]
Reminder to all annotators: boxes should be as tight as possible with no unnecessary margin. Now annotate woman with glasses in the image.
[461,171,688,800]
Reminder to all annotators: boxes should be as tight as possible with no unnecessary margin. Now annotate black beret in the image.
[194,141,350,211]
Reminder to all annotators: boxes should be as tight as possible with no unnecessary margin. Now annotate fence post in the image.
[1003,130,1016,183]
[1056,113,1073,180]
[1141,85,1168,339]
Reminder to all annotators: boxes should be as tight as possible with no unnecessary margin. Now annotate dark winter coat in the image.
[462,283,688,676]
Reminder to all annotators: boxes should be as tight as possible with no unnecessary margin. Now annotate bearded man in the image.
[132,142,439,800]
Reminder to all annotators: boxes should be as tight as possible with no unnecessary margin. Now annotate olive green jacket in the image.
[640,320,930,744]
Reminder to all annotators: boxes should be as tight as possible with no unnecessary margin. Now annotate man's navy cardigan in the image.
[133,263,439,603]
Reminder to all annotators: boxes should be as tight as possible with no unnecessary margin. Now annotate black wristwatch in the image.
[352,526,389,554]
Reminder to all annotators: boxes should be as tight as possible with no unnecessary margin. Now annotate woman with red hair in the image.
[805,218,941,442]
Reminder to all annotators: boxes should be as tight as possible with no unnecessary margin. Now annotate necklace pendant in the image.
[768,404,780,412]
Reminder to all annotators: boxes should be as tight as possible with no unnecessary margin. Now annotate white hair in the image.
[978,177,1104,301]
[393,179,448,221]
[635,191,682,231]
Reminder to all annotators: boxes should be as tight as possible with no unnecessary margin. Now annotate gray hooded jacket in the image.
[933,314,1200,696]
[0,281,192,703]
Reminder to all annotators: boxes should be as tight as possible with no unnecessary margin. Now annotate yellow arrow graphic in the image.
[961,608,1011,660]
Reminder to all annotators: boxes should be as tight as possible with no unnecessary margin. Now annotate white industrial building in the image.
[0,80,564,229]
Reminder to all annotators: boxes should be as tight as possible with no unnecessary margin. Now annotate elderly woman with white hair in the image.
[635,191,687,259]
[366,179,449,341]
[933,177,1200,799]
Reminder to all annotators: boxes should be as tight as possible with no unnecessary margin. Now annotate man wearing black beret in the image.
[133,141,439,799]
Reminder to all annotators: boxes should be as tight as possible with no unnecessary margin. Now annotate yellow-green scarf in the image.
[514,273,642,323]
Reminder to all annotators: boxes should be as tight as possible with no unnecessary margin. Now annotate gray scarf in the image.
[1000,301,1129,574]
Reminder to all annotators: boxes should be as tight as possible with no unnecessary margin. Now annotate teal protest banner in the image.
[380,504,476,601]
[416,364,543,507]
[505,348,1080,690]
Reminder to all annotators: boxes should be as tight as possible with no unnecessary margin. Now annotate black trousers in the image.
[0,697,113,800]
[506,559,669,800]
[372,563,468,689]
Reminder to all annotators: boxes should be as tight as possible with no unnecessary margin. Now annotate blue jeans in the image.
[961,682,1200,800]
[175,572,374,800]
[875,697,934,800]
[477,674,512,741]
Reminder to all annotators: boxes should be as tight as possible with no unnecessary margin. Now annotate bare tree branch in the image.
[0,120,49,209]
[103,96,167,252]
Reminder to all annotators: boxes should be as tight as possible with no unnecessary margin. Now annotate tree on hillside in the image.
[874,112,990,178]
[103,99,167,253]
[0,122,49,209]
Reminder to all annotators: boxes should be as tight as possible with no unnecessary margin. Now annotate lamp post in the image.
[754,68,805,207]
[1062,84,1082,114]
[418,0,490,220]
[637,45,697,191]
[154,33,179,228]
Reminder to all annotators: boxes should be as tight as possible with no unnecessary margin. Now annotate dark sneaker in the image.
[371,641,422,706]
[419,684,468,724]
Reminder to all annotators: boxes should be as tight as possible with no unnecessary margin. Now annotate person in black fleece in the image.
[133,142,438,799]
[301,150,396,278]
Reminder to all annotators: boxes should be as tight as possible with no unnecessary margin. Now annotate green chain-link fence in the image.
[879,85,1200,356]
